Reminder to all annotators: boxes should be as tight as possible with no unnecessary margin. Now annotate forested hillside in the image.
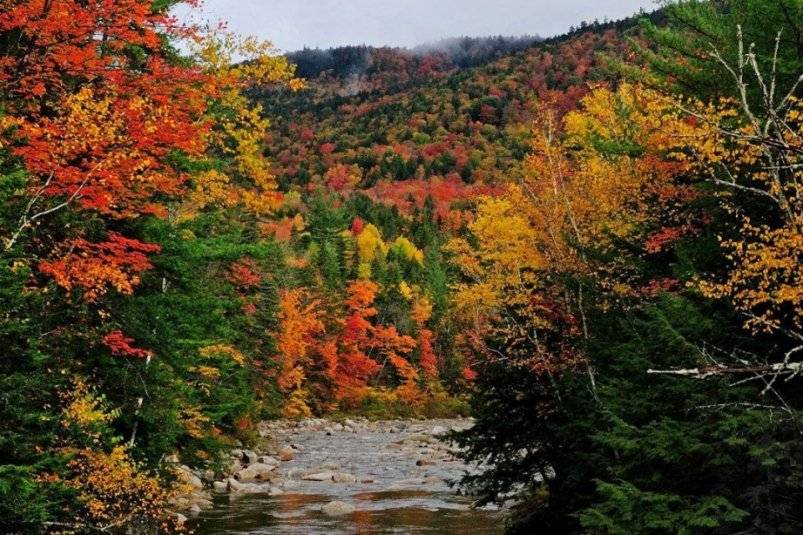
[1,0,802,533]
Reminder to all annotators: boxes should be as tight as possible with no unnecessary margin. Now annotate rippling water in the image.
[190,491,503,534]
[188,419,504,534]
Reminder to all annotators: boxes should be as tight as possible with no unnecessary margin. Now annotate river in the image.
[188,418,504,534]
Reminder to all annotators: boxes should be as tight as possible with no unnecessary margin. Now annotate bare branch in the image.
[648,359,803,378]
[3,165,98,253]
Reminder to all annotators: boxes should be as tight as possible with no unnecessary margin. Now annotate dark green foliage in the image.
[457,293,803,534]
[107,214,288,466]
[582,296,803,534]
[636,0,803,103]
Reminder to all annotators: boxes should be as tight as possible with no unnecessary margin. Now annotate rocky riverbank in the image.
[176,417,502,534]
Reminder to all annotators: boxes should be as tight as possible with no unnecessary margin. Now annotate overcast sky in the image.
[176,1,660,52]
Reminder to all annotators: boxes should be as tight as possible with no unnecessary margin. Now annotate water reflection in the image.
[190,491,503,534]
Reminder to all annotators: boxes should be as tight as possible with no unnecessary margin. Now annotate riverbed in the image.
[188,418,503,534]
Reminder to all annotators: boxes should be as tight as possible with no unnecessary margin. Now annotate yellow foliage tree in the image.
[178,32,304,220]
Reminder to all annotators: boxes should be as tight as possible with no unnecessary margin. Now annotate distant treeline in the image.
[286,35,543,79]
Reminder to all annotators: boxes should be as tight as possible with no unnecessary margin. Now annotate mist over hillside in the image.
[286,35,543,80]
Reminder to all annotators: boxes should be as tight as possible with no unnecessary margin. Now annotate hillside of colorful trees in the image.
[2,0,803,532]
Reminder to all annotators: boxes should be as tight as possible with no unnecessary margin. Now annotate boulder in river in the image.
[278,446,295,461]
[302,471,335,481]
[331,472,357,483]
[321,501,355,516]
[227,477,268,494]
[235,462,276,482]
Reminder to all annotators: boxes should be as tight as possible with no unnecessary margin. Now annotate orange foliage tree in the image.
[274,288,326,417]
[272,279,425,412]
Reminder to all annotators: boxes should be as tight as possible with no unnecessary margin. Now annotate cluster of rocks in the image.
[258,416,465,437]
[171,417,474,521]
[170,463,213,516]
[259,416,374,434]
[210,444,298,496]
[167,442,299,522]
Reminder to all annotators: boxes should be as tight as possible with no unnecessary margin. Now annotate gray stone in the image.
[257,455,280,466]
[286,468,307,479]
[430,425,447,436]
[321,501,355,516]
[227,478,266,494]
[331,472,357,483]
[302,471,335,481]
[235,462,276,482]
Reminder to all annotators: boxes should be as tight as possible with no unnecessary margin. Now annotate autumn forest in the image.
[1,0,803,533]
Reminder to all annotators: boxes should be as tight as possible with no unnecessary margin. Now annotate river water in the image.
[188,418,503,534]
